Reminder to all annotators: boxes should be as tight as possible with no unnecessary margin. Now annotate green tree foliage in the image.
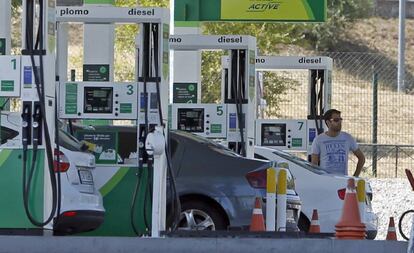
[262,74,300,118]
[11,0,22,50]
[113,0,169,81]
[200,22,303,105]
[115,0,168,7]
[299,0,373,50]
[11,0,21,8]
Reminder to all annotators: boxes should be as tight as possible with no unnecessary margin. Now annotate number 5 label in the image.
[217,106,223,116]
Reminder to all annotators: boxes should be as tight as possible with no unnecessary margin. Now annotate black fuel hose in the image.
[22,0,59,227]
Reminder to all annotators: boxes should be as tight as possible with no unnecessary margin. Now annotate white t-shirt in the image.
[311,132,358,175]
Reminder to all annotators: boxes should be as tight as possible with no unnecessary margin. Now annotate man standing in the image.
[311,109,365,176]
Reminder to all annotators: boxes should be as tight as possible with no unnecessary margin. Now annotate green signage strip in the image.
[210,124,222,134]
[65,83,78,114]
[173,83,198,103]
[82,119,111,126]
[83,64,110,82]
[175,0,326,22]
[0,38,5,55]
[120,103,132,114]
[292,138,303,147]
[1,81,14,92]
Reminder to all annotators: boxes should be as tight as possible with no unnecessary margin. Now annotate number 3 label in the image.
[126,85,134,95]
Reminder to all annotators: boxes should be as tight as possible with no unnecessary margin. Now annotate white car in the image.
[53,128,105,234]
[254,146,378,239]
[1,112,105,235]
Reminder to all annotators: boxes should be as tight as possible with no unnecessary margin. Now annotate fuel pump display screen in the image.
[177,108,204,132]
[84,87,113,114]
[150,93,158,109]
[261,123,286,146]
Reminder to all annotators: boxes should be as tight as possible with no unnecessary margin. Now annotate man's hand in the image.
[353,148,365,177]
[311,154,320,166]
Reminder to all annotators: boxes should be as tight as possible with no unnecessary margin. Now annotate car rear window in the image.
[173,131,242,157]
[58,129,82,151]
[272,150,329,175]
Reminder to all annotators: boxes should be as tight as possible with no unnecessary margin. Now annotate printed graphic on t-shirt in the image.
[324,140,347,173]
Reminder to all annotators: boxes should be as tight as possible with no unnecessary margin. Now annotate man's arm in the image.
[352,148,365,177]
[311,154,320,166]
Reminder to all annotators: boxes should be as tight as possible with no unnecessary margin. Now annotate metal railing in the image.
[350,144,414,178]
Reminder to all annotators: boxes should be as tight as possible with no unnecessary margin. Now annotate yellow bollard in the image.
[357,179,366,223]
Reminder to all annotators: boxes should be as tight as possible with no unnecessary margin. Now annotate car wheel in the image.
[178,200,227,231]
[298,212,310,232]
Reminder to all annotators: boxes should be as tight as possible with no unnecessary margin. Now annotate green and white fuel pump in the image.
[169,34,257,158]
[55,5,172,237]
[254,56,332,156]
[0,0,58,234]
[222,55,332,156]
[222,56,333,158]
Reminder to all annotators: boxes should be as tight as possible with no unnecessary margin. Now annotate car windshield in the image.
[58,129,83,151]
[175,131,242,158]
[57,120,82,151]
[272,150,329,175]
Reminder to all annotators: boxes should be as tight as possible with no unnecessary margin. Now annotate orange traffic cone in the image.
[309,209,321,233]
[335,178,366,239]
[250,197,265,232]
[386,217,397,240]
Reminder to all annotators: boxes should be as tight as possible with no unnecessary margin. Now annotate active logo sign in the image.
[248,2,280,11]
[222,0,321,21]
[174,0,326,22]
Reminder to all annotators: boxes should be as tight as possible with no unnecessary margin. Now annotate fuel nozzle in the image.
[32,104,42,146]
[21,103,32,148]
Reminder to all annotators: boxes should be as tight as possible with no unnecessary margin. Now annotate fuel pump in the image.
[252,56,332,156]
[0,0,58,233]
[169,35,257,158]
[0,0,11,56]
[55,5,175,237]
